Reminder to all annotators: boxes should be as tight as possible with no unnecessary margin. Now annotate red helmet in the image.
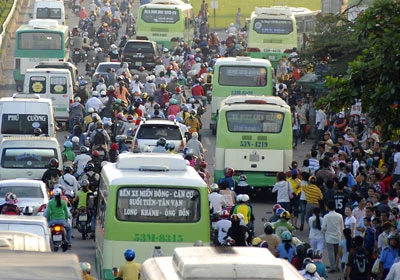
[92,150,100,157]
[175,87,182,93]
[199,161,207,168]
[273,204,282,212]
[225,167,235,177]
[110,143,119,150]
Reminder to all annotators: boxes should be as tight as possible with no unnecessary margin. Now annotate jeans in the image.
[300,200,307,225]
[49,219,72,244]
[326,242,338,269]
[293,129,299,147]
[299,123,307,142]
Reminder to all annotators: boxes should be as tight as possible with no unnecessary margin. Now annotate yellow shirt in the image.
[117,261,141,280]
[287,178,301,196]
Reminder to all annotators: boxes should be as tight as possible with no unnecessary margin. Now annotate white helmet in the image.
[305,263,317,274]
[210,183,219,192]
[71,136,79,143]
[92,91,99,97]
[241,194,250,202]
[111,44,117,50]
[143,145,152,153]
[54,188,62,196]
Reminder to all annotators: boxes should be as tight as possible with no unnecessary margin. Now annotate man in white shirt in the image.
[73,147,92,177]
[352,196,366,235]
[313,105,326,150]
[322,200,344,273]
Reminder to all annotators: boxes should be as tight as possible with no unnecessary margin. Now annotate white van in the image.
[23,68,74,123]
[0,136,63,180]
[0,231,51,252]
[33,0,66,25]
[0,93,55,138]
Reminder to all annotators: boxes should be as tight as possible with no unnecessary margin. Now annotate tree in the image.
[319,0,400,140]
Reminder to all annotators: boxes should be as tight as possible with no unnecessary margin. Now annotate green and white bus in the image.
[13,19,70,92]
[247,6,315,67]
[136,0,195,50]
[210,57,273,135]
[95,153,210,280]
[214,95,293,188]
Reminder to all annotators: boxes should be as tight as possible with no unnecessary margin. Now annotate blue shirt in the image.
[276,243,296,263]
[314,261,327,278]
[380,246,399,270]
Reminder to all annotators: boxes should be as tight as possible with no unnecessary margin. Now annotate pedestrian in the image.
[272,172,293,211]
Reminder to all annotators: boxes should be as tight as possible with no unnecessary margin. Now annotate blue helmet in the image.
[64,141,73,148]
[79,80,88,86]
[124,248,135,261]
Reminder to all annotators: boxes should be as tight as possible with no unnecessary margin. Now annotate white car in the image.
[133,119,186,153]
[0,179,49,215]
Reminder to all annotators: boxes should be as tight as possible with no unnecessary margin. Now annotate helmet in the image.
[81,179,90,187]
[116,135,127,142]
[162,47,169,53]
[241,194,250,202]
[210,183,219,192]
[92,150,100,157]
[314,249,323,259]
[165,142,175,151]
[23,206,33,215]
[79,80,88,86]
[183,148,194,157]
[88,108,95,113]
[124,248,136,261]
[280,210,291,220]
[189,54,194,60]
[115,98,122,104]
[281,230,292,241]
[168,115,175,121]
[96,121,103,129]
[53,188,62,196]
[80,146,89,154]
[303,257,314,267]
[84,162,95,172]
[111,44,117,50]
[139,66,145,72]
[116,112,124,120]
[160,84,167,90]
[273,204,282,212]
[252,237,262,247]
[34,128,42,136]
[308,176,317,184]
[49,158,59,168]
[305,263,317,274]
[264,222,274,235]
[306,248,315,259]
[224,167,235,177]
[108,85,115,91]
[276,208,285,216]
[127,114,134,121]
[170,98,178,105]
[64,165,73,173]
[64,141,73,148]
[80,262,91,273]
[195,57,201,62]
[175,87,182,93]
[239,174,247,182]
[92,91,99,97]
[154,104,161,110]
[71,136,79,143]
[157,137,167,147]
[190,109,197,115]
[100,90,107,96]
[388,234,398,240]
[207,67,213,72]
[296,243,311,256]
[74,97,81,103]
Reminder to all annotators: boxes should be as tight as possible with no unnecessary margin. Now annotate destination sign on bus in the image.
[226,111,284,133]
[253,19,293,34]
[117,187,200,222]
[142,9,179,24]
[219,66,267,87]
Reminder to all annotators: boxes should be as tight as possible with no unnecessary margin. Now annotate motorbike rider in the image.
[78,162,100,191]
[117,249,141,280]
[47,188,72,249]
[108,44,120,61]
[152,137,167,153]
[120,114,136,137]
[171,87,186,106]
[1,193,20,215]
[41,158,62,190]
[73,179,93,212]
[80,262,96,280]
[116,135,130,153]
[70,31,83,60]
[184,109,201,134]
[208,183,225,214]
[69,97,86,133]
[62,141,76,165]
[91,121,111,152]
[76,80,91,105]
[58,165,79,199]
[191,78,206,107]
[167,99,180,116]
[234,174,253,197]
[225,213,252,246]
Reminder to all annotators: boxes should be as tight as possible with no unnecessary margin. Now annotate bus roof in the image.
[142,0,192,8]
[220,95,290,109]
[101,153,207,187]
[214,57,272,67]
[17,21,68,32]
[142,246,304,280]
[253,6,292,16]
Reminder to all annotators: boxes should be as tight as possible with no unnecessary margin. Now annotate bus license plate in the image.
[53,234,62,241]
[135,62,142,66]
[268,56,276,60]
[79,214,88,222]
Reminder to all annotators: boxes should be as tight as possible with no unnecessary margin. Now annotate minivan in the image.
[23,68,74,124]
[34,61,79,91]
[0,231,51,252]
[0,136,62,180]
[33,0,66,25]
[0,93,55,139]
[121,40,159,70]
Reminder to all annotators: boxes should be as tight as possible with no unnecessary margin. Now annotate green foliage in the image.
[320,0,400,140]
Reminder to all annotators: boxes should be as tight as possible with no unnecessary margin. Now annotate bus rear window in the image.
[226,111,284,133]
[1,114,49,135]
[1,148,57,169]
[36,8,62,19]
[116,187,201,222]
[18,32,62,50]
[219,66,267,87]
[141,8,180,24]
[253,19,293,34]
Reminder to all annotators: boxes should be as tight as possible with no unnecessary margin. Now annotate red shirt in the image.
[191,85,205,97]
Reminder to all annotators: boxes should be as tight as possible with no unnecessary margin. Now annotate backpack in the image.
[49,173,60,189]
[93,129,106,145]
[351,248,369,275]
[3,204,19,215]
[113,120,124,136]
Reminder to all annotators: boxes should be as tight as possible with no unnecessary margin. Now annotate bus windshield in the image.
[219,66,267,87]
[36,8,62,19]
[116,187,201,222]
[18,32,62,50]
[253,19,294,35]
[226,110,284,133]
[141,8,180,23]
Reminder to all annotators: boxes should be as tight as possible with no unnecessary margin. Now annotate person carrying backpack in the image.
[91,122,110,151]
[41,158,62,190]
[346,235,371,280]
[0,193,20,215]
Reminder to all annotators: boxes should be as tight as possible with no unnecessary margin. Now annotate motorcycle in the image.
[205,84,212,104]
[126,24,135,37]
[72,48,83,64]
[76,207,90,240]
[89,12,97,22]
[50,224,68,252]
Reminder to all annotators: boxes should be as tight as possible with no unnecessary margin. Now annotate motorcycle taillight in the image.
[53,225,62,232]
